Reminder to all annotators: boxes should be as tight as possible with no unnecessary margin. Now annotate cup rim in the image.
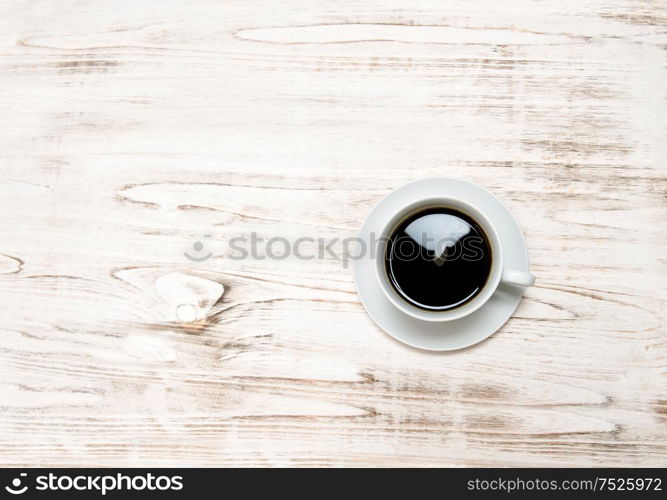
[374,196,503,322]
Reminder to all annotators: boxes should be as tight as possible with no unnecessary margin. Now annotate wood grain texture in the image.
[0,0,666,467]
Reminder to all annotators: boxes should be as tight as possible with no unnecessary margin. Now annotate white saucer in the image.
[354,178,531,351]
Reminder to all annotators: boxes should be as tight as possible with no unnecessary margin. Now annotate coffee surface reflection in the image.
[385,208,492,310]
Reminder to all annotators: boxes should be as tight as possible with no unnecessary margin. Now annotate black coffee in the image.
[385,208,492,310]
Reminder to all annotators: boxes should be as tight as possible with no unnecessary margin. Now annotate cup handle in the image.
[501,269,535,288]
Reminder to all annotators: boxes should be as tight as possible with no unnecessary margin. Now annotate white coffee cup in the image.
[374,196,535,322]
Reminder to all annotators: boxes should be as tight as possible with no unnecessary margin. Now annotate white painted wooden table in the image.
[1,0,665,467]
